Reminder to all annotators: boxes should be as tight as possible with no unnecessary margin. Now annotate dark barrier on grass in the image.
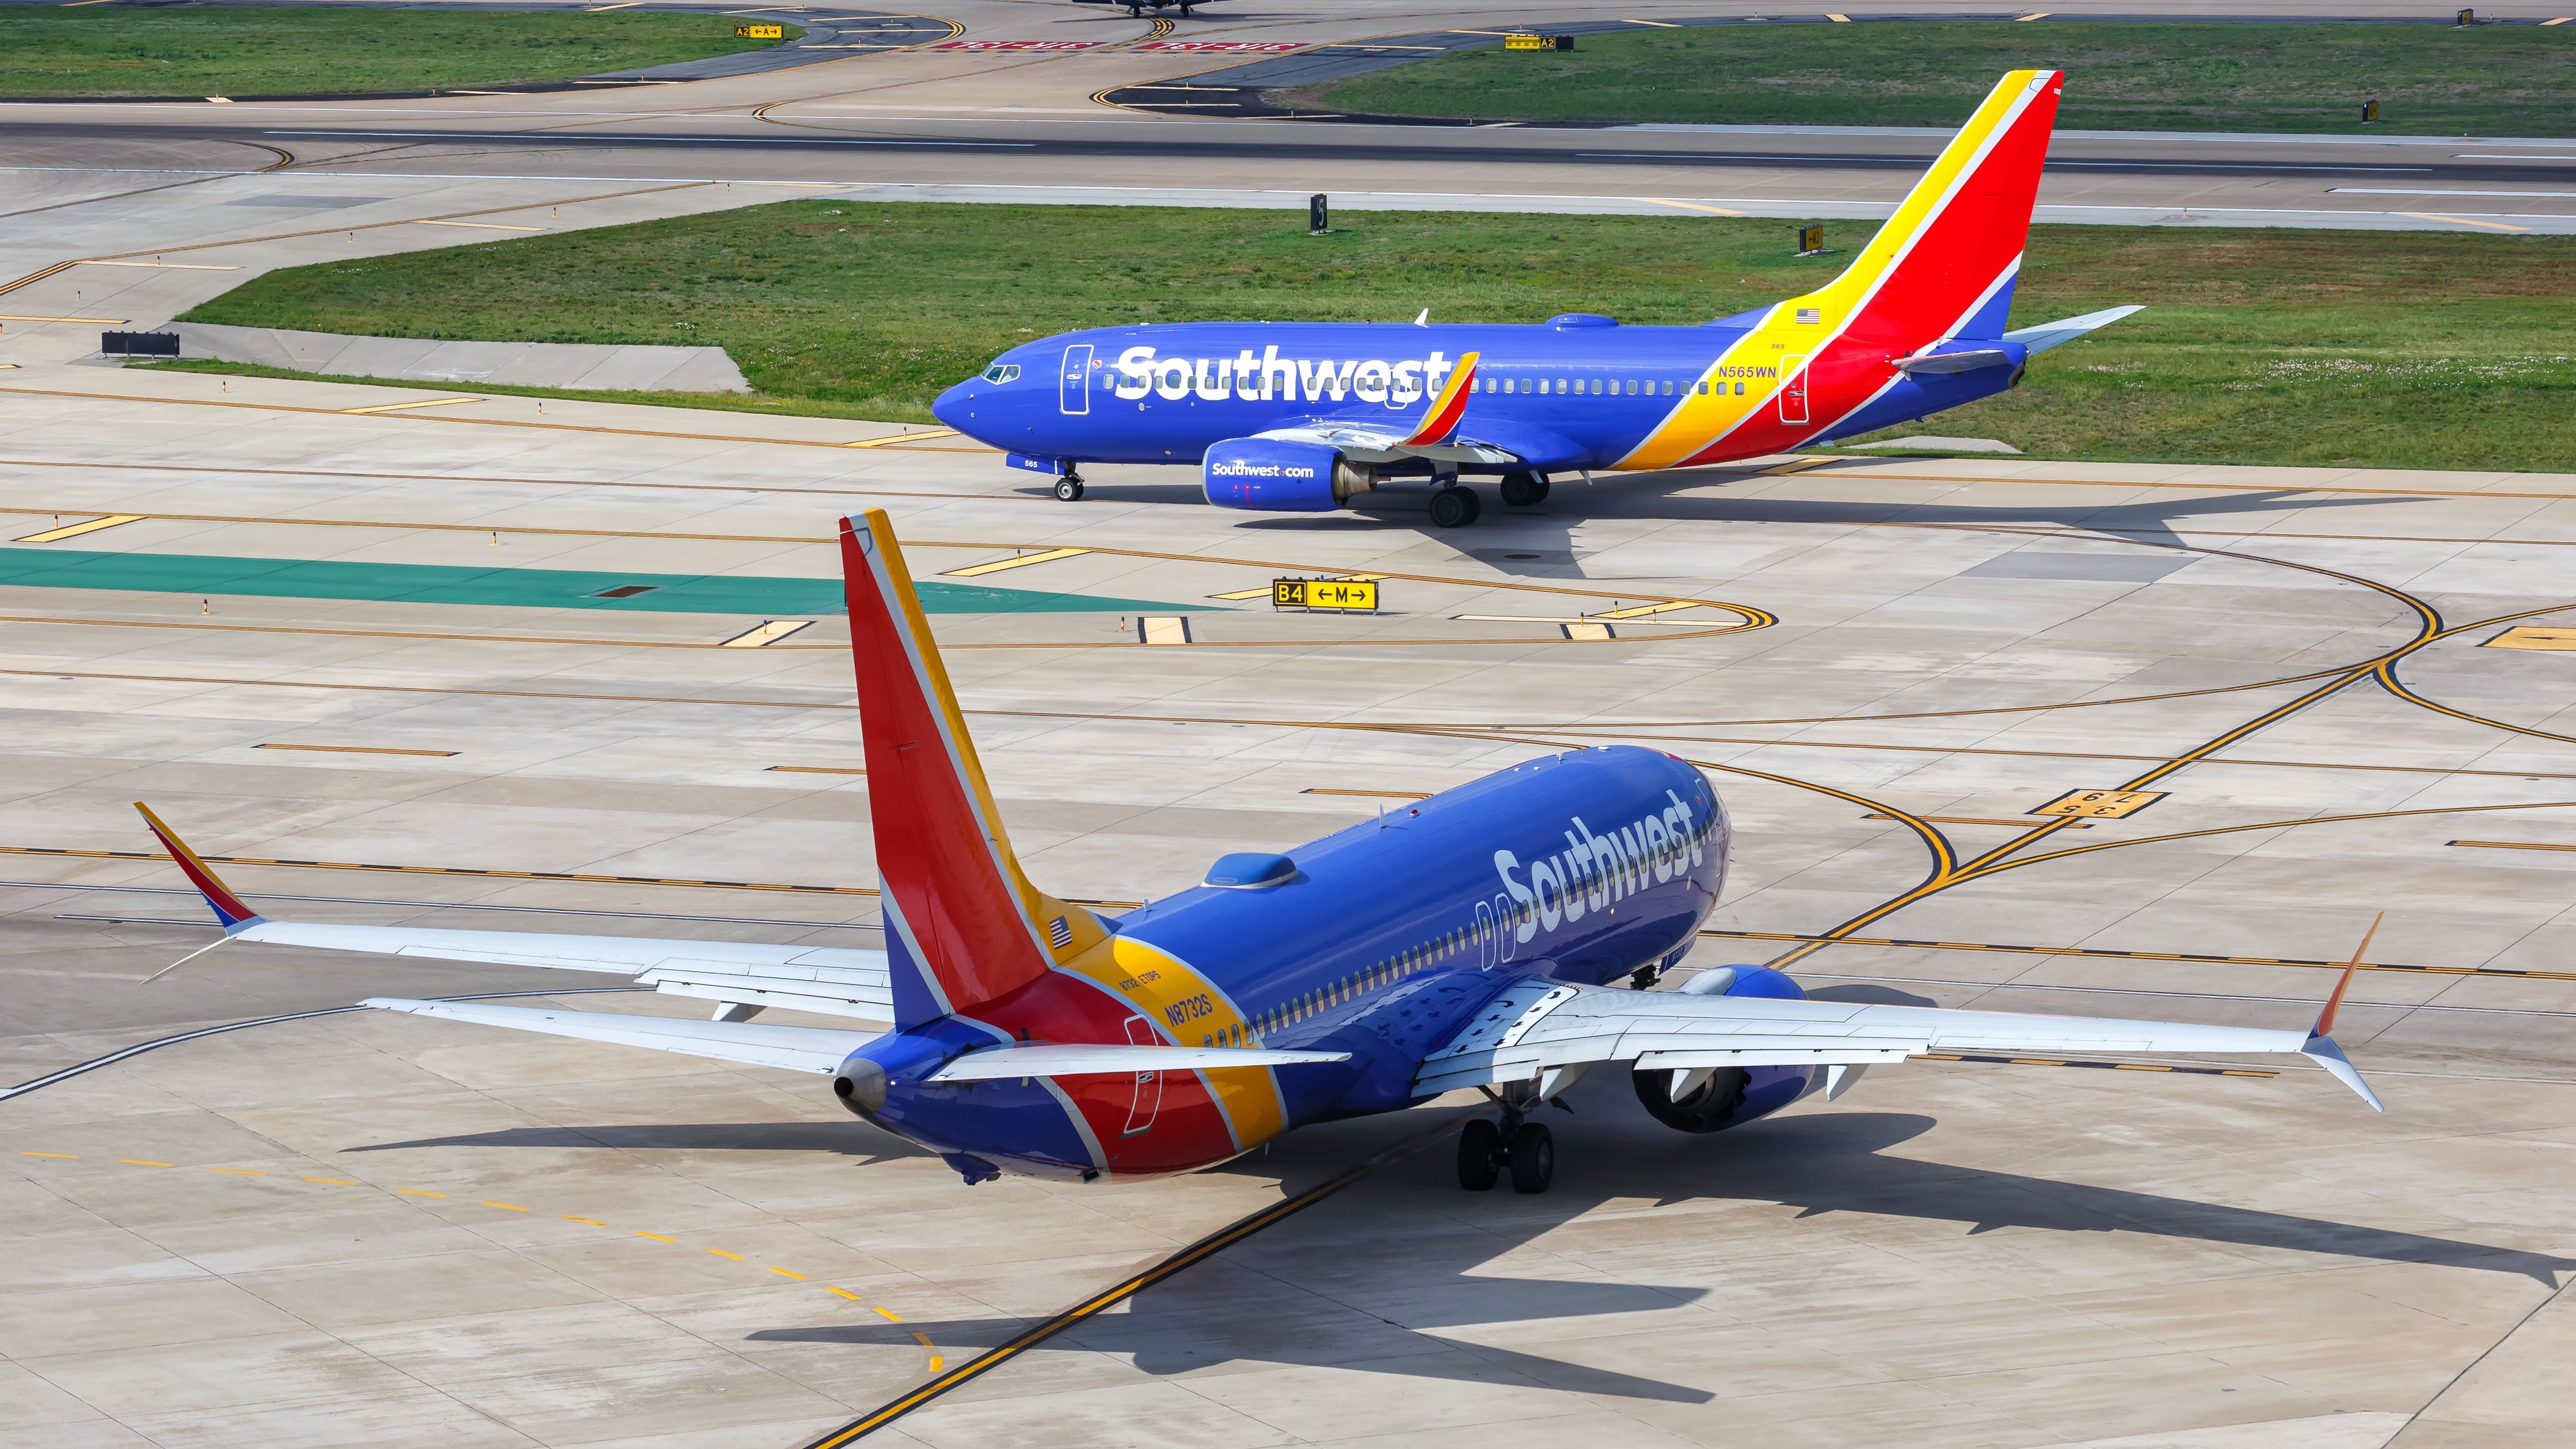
[102,331,179,358]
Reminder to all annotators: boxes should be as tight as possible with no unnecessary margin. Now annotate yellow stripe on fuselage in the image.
[1615,70,2046,471]
[1056,935,1288,1150]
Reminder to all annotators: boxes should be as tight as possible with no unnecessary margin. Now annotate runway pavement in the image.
[4,361,2576,1447]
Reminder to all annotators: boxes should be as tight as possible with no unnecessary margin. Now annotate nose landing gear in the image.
[1456,1098,1555,1193]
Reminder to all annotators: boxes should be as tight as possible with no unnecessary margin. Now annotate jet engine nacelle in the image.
[1201,438,1372,512]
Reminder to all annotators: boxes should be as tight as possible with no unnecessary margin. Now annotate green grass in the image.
[0,5,791,98]
[1306,22,2576,136]
[168,200,2576,472]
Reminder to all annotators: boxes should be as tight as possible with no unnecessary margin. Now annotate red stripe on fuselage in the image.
[962,970,1246,1178]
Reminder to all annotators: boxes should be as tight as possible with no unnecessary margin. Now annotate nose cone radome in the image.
[931,380,976,434]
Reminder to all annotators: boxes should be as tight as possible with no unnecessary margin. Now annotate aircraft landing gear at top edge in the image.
[1054,472,1085,502]
[1428,483,1482,529]
[1457,1097,1555,1193]
[1498,471,1549,508]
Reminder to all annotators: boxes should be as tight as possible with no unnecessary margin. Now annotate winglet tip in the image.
[133,801,262,931]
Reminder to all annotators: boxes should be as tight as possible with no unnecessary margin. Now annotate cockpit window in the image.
[979,363,1022,384]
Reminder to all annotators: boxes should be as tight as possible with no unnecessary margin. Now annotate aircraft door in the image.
[1059,343,1093,416]
[1778,356,1809,425]
[1119,1014,1162,1137]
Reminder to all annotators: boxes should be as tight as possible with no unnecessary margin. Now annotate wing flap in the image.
[1411,983,2327,1097]
[363,998,880,1074]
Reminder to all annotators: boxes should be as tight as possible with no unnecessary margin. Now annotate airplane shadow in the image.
[1229,474,2418,580]
[737,1086,2565,1406]
[344,1120,933,1165]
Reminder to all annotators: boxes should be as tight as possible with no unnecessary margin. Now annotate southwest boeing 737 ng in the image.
[135,509,2383,1194]
[930,69,2141,528]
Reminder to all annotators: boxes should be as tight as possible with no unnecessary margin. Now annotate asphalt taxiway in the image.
[5,360,2576,1448]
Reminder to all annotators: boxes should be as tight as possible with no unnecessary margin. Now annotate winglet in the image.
[133,802,262,932]
[2303,912,2385,1112]
[2312,911,2381,1040]
[1402,351,1479,448]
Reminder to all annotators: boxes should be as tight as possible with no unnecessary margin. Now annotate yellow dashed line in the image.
[636,1231,677,1243]
[910,1332,932,1347]
[481,1201,529,1211]
[119,1158,174,1167]
[873,1306,902,1322]
[305,1177,359,1185]
[208,1167,266,1176]
[929,1356,944,1371]
[709,1249,746,1260]
[397,1188,446,1197]
[20,1151,76,1159]
[564,1215,606,1225]
[770,1267,806,1280]
[827,1287,860,1300]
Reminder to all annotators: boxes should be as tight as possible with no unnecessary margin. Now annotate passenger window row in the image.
[1478,376,1748,398]
[1239,917,1495,1042]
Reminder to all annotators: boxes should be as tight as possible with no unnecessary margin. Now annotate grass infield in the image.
[167,201,2576,472]
[1305,21,2576,136]
[0,4,789,98]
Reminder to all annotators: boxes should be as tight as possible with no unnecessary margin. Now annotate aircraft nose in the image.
[931,381,974,432]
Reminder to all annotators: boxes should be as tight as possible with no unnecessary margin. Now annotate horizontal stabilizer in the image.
[363,997,881,1075]
[2002,304,2144,355]
[1898,347,2014,375]
[927,1042,1351,1081]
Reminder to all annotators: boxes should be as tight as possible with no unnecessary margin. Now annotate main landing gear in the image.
[1054,471,1085,502]
[1457,1093,1555,1194]
[1497,471,1549,508]
[1428,483,1483,529]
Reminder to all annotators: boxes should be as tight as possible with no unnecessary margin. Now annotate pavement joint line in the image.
[13,1146,909,1345]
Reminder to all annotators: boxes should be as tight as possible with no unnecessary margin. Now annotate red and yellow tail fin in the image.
[1402,351,1480,447]
[839,511,1108,1029]
[1805,69,2061,350]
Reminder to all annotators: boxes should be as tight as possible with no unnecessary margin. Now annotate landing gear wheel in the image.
[1498,471,1548,507]
[1054,476,1085,502]
[1428,486,1479,529]
[1508,1122,1554,1194]
[1457,1119,1501,1191]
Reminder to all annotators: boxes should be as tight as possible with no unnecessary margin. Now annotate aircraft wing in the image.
[132,802,892,1024]
[1411,973,2380,1109]
[1254,419,1521,466]
[243,921,892,1022]
[927,1042,1352,1081]
[365,997,879,1073]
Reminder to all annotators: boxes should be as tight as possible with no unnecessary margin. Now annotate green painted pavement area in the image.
[0,548,1200,616]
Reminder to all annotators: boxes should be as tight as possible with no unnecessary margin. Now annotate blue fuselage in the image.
[931,319,2018,476]
[852,746,1818,1178]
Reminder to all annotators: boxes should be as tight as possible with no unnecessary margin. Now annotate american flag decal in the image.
[1049,916,1072,949]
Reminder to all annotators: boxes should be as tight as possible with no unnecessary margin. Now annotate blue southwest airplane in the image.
[136,509,2380,1194]
[929,69,2142,528]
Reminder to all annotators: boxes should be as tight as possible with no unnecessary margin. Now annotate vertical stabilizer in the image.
[1808,68,2062,351]
[839,511,1107,1029]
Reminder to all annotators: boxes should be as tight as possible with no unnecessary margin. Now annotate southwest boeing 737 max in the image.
[135,509,2381,1194]
[929,69,2140,528]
